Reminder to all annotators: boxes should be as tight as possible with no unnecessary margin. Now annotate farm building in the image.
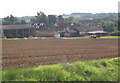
[87,31,108,36]
[60,29,79,37]
[1,25,35,38]
[1,24,60,38]
[55,22,79,37]
[35,30,60,37]
[54,22,105,37]
[74,26,104,36]
[1,23,107,38]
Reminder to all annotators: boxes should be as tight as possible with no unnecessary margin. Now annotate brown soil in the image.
[2,38,118,70]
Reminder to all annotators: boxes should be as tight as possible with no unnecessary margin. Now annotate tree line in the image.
[2,15,26,25]
[2,11,119,33]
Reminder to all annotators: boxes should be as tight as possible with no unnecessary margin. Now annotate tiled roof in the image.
[74,26,103,32]
[55,22,71,28]
[35,30,59,36]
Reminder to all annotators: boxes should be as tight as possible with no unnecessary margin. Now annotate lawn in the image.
[2,57,119,81]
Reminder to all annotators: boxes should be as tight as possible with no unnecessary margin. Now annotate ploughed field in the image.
[2,38,118,70]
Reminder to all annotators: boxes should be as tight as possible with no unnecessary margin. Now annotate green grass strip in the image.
[1,36,120,40]
[100,36,120,38]
[2,57,119,81]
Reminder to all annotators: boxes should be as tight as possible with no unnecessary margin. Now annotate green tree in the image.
[100,21,115,32]
[57,15,64,22]
[30,18,36,24]
[48,15,56,24]
[20,20,26,24]
[47,15,56,29]
[2,15,18,25]
[67,17,74,22]
[35,11,47,24]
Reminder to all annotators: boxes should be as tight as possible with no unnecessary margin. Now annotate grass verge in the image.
[100,36,120,38]
[2,57,119,81]
[1,36,120,40]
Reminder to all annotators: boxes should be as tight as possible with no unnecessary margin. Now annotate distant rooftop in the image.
[87,31,107,34]
[1,24,35,30]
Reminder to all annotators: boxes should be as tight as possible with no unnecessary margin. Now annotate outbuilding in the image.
[1,25,35,38]
[87,31,108,36]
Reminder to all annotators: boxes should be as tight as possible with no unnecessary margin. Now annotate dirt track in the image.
[2,38,118,70]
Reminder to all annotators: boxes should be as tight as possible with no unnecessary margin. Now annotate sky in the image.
[0,0,119,18]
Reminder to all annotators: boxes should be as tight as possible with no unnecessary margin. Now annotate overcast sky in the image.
[0,0,119,18]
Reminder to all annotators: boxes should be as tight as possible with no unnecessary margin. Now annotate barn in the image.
[1,25,35,38]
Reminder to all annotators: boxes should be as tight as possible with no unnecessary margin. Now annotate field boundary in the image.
[1,36,120,40]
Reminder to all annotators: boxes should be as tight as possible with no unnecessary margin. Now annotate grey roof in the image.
[0,24,35,30]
